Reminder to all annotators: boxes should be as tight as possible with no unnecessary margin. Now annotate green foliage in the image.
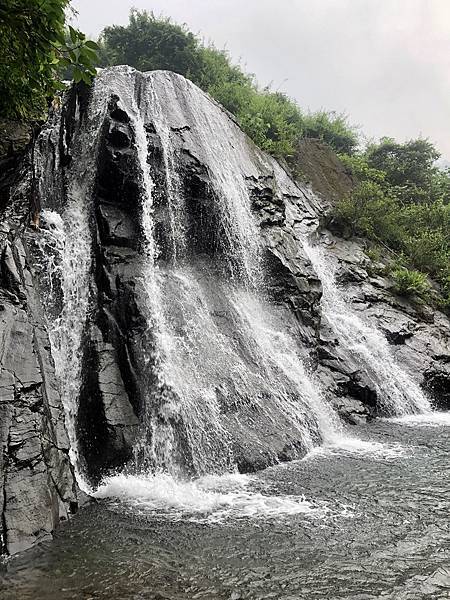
[335,138,450,308]
[365,138,443,204]
[101,10,200,76]
[100,10,358,158]
[0,0,99,120]
[391,268,430,298]
[237,91,304,156]
[365,246,382,264]
[339,154,385,184]
[302,111,359,155]
[335,181,401,245]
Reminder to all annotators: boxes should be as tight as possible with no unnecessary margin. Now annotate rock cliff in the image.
[0,123,79,555]
[0,69,448,556]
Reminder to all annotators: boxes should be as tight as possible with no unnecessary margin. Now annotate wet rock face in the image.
[309,234,450,421]
[290,139,450,421]
[1,69,449,554]
[77,95,142,482]
[0,142,78,555]
[56,69,332,483]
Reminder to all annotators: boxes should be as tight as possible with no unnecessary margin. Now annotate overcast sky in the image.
[72,0,450,159]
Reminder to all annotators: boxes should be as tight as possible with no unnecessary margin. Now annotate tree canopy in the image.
[0,0,99,120]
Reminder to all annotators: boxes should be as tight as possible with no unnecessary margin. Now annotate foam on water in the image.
[387,412,450,427]
[316,437,407,460]
[93,472,325,522]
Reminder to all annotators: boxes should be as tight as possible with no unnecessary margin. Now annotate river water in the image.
[2,414,449,600]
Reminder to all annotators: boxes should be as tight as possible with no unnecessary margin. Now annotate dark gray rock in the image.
[0,124,78,556]
[0,231,78,556]
[1,70,449,556]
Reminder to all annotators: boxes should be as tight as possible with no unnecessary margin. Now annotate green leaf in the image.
[73,67,82,83]
[69,26,78,44]
[85,40,100,51]
[80,70,92,84]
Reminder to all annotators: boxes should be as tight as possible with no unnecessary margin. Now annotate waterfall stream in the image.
[131,71,342,475]
[303,242,432,416]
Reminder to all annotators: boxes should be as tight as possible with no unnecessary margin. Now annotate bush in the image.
[365,138,443,204]
[392,268,430,298]
[335,181,401,246]
[335,137,450,309]
[0,0,98,120]
[302,111,359,155]
[100,10,358,158]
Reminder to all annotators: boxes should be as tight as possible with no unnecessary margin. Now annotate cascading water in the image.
[37,66,423,497]
[128,70,343,476]
[143,71,264,286]
[33,72,122,483]
[303,241,432,416]
[29,65,441,523]
[34,206,91,479]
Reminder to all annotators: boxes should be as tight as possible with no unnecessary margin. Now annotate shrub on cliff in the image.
[392,268,430,299]
[0,0,98,120]
[335,139,450,308]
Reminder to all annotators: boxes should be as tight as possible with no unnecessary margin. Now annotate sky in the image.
[72,0,450,159]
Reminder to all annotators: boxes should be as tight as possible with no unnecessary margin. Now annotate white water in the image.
[93,471,326,522]
[35,74,117,483]
[143,71,264,287]
[37,207,91,478]
[144,77,188,263]
[126,70,346,476]
[36,68,340,483]
[387,412,450,427]
[308,437,407,460]
[303,242,432,416]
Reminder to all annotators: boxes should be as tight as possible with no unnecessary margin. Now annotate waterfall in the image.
[142,71,264,286]
[33,74,113,483]
[303,242,432,416]
[128,70,343,475]
[35,207,91,480]
[34,67,347,485]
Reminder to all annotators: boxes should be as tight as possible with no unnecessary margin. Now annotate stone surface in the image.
[291,153,450,420]
[1,70,449,556]
[0,124,78,556]
[287,138,354,205]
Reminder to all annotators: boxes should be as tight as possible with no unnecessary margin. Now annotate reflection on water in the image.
[1,417,450,600]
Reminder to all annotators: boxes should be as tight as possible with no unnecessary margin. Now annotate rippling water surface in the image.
[1,416,450,600]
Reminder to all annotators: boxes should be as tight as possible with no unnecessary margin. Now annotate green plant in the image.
[391,268,430,298]
[335,181,401,245]
[334,136,450,308]
[365,138,443,204]
[365,246,382,263]
[302,110,359,155]
[0,0,99,120]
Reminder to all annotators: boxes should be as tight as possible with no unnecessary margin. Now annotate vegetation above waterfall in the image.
[99,10,359,158]
[335,139,450,308]
[0,0,99,120]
